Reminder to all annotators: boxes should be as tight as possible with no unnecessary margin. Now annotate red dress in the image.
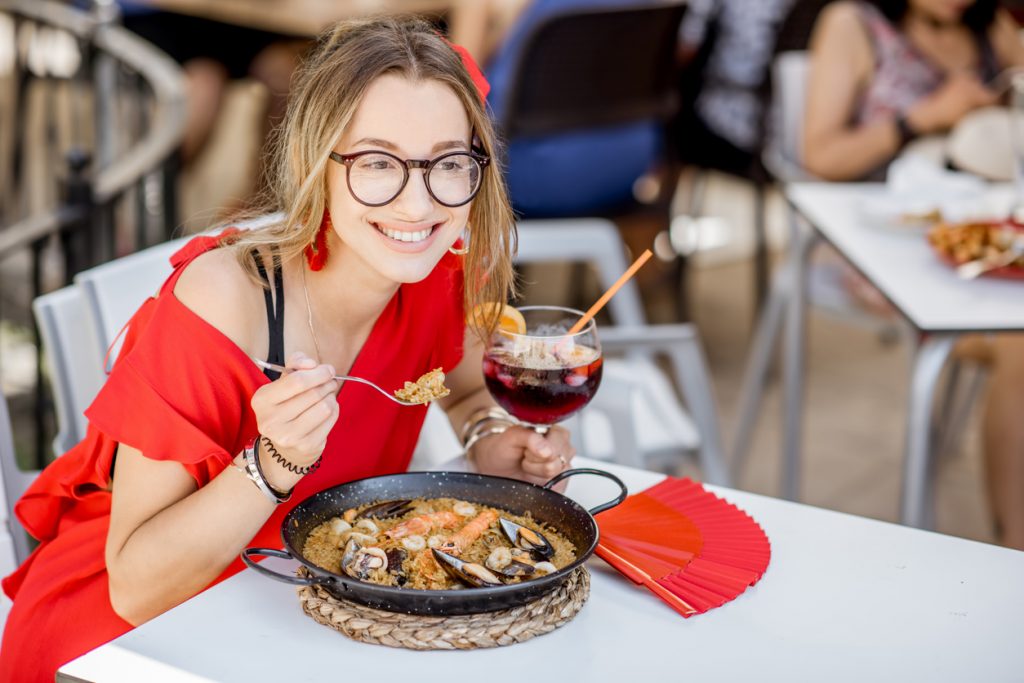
[0,234,465,681]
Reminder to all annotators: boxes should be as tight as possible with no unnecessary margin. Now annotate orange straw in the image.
[566,249,653,335]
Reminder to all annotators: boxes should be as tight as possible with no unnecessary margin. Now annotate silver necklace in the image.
[300,264,323,364]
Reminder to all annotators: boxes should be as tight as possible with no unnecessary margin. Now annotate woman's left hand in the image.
[469,424,576,490]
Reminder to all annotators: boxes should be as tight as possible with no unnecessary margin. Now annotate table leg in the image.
[901,333,957,529]
[780,211,818,501]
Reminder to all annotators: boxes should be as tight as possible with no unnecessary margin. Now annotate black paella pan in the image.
[241,468,627,615]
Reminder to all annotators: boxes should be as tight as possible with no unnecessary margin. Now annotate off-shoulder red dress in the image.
[0,233,465,681]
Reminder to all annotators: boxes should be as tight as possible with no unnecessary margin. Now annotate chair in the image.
[33,286,107,456]
[75,214,280,367]
[74,236,190,367]
[496,1,690,319]
[410,217,729,485]
[0,388,32,571]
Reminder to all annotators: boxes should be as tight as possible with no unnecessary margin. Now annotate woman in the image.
[802,0,1024,550]
[0,16,575,680]
[803,0,1024,180]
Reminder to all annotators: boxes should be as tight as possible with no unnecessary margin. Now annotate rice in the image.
[302,497,576,590]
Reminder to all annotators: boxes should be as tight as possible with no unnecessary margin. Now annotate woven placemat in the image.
[296,566,590,650]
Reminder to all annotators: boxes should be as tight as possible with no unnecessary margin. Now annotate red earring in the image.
[305,210,331,271]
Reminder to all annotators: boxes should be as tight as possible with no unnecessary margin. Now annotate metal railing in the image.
[0,0,187,467]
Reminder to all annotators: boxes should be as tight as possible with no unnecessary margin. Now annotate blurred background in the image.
[4,0,1024,552]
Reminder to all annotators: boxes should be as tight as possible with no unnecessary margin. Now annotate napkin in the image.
[859,154,993,227]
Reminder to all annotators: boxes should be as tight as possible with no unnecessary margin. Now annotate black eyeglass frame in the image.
[329,149,491,208]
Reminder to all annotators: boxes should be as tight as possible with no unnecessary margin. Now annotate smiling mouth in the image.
[373,222,438,243]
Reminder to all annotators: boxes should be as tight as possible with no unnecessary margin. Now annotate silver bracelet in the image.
[459,406,512,446]
[463,422,512,458]
[239,437,291,504]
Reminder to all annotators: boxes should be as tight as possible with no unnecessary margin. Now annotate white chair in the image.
[74,236,189,368]
[515,219,730,485]
[0,389,32,571]
[33,286,107,455]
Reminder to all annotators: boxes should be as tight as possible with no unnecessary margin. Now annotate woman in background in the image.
[804,0,1024,549]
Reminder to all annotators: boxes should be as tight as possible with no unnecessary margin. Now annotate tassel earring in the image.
[305,210,331,271]
[448,225,470,255]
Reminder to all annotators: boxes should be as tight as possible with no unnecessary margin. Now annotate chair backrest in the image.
[32,285,106,455]
[763,50,812,183]
[74,213,283,367]
[74,236,190,367]
[498,1,687,138]
[0,389,33,567]
[514,218,647,327]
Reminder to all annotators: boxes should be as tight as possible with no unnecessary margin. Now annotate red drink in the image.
[483,346,603,425]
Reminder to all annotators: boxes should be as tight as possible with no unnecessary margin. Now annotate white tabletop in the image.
[59,457,1024,682]
[787,182,1024,333]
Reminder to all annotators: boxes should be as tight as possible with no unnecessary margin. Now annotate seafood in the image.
[354,519,379,535]
[499,517,554,561]
[438,509,498,556]
[384,511,462,539]
[401,535,426,551]
[432,550,502,587]
[302,497,575,591]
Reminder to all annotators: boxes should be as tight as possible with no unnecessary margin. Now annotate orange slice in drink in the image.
[470,302,526,335]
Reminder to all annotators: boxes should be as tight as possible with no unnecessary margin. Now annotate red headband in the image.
[443,38,490,103]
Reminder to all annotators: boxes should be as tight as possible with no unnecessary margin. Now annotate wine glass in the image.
[482,305,603,433]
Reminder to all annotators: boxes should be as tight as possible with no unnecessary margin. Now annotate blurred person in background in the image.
[803,0,1024,550]
[450,0,663,219]
[119,2,308,180]
[675,0,797,178]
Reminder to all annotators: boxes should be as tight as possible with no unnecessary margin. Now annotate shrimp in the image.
[384,511,462,539]
[437,509,498,556]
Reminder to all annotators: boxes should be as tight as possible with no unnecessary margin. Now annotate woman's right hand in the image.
[907,72,999,134]
[249,351,340,488]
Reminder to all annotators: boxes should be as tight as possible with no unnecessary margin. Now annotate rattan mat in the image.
[296,566,590,650]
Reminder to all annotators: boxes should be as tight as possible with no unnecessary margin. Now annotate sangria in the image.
[482,306,602,428]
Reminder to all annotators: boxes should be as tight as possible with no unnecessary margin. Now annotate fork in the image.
[253,358,423,406]
[956,234,1024,280]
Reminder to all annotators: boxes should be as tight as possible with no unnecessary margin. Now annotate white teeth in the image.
[378,225,433,243]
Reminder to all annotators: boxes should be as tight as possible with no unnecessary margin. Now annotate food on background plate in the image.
[394,368,451,403]
[302,497,575,590]
[927,221,1024,268]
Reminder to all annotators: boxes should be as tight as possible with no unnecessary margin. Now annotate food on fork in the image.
[394,368,451,404]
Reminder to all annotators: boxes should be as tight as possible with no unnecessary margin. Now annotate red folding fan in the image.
[595,477,771,617]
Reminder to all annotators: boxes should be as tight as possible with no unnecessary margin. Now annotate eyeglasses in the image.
[329,149,490,207]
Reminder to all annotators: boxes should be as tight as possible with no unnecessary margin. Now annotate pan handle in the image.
[543,468,628,515]
[241,547,333,587]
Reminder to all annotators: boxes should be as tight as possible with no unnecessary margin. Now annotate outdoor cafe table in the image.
[781,182,1024,529]
[58,456,1024,682]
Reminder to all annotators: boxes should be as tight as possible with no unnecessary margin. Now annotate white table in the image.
[736,182,1024,527]
[58,457,1024,682]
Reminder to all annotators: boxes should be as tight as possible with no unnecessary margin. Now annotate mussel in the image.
[431,549,503,587]
[385,548,408,586]
[499,518,555,561]
[485,547,537,579]
[355,499,414,520]
[340,538,388,580]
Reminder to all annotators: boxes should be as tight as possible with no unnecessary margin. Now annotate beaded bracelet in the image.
[261,437,322,476]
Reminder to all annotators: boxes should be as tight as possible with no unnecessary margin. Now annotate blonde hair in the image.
[227,15,517,337]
